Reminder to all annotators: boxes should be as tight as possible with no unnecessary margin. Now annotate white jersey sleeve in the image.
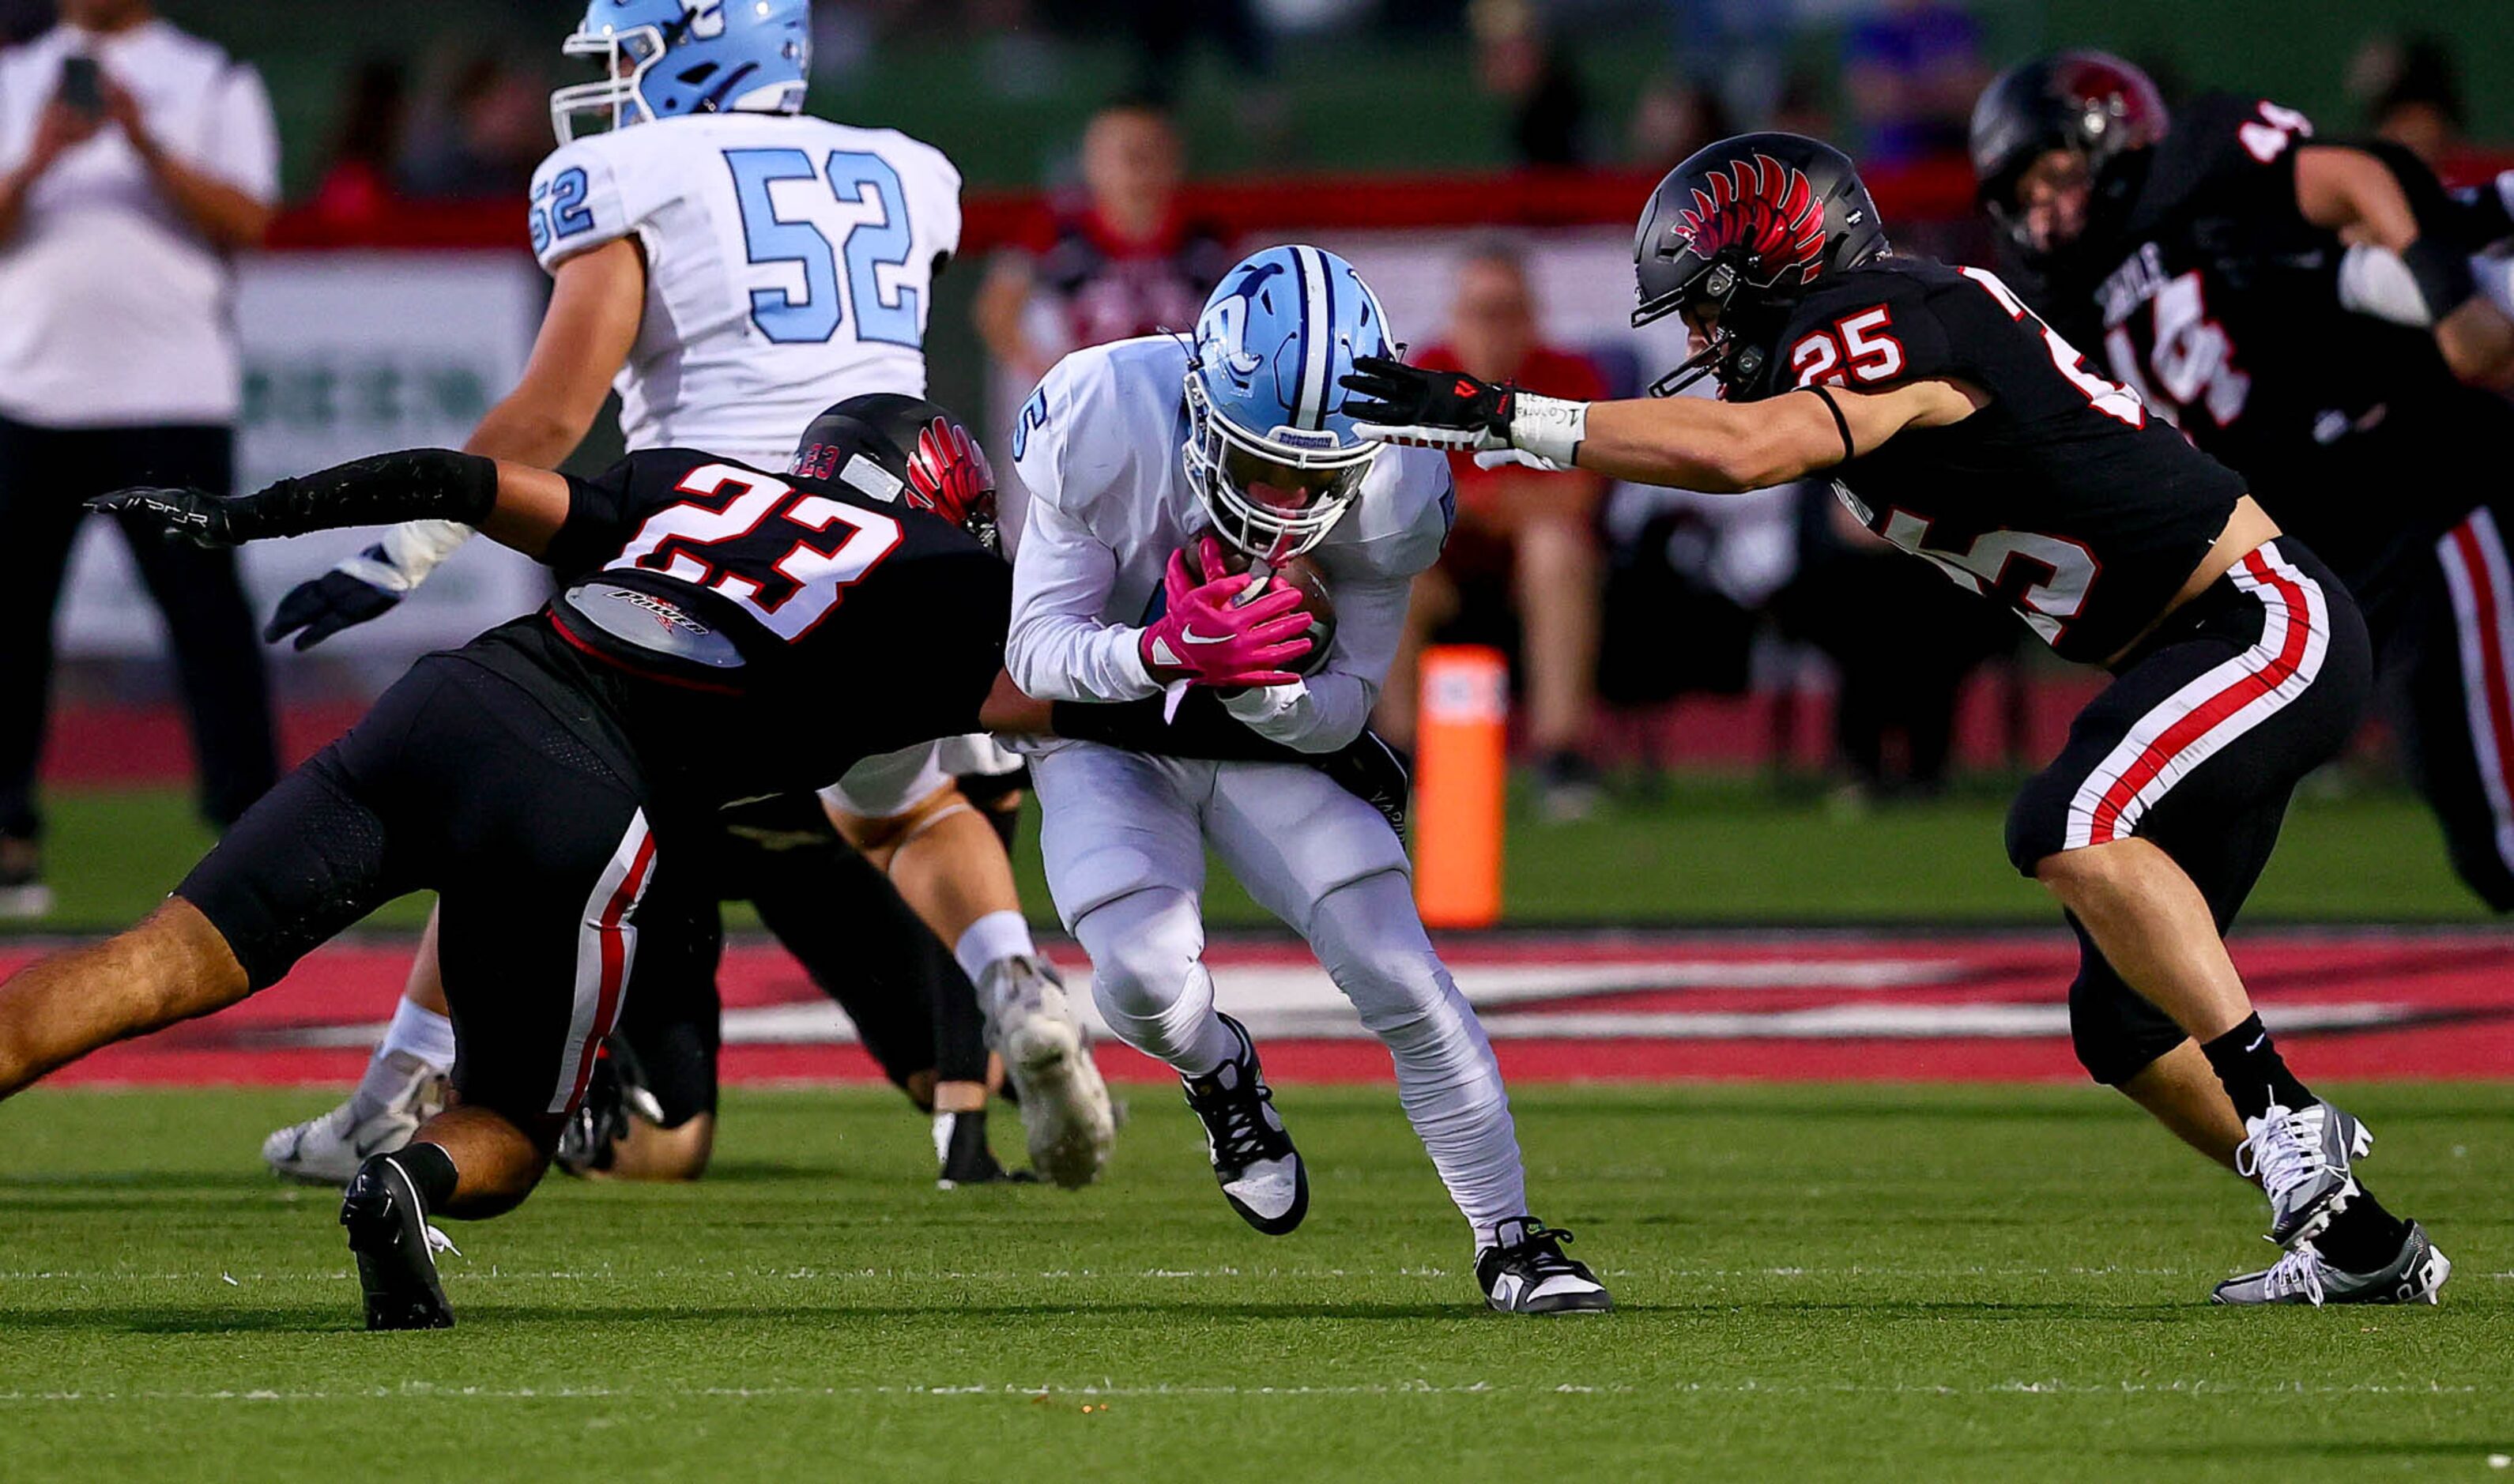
[1005,355,1160,702]
[1221,446,1454,751]
[528,132,661,272]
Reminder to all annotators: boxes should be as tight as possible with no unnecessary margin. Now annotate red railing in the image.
[267,149,2514,255]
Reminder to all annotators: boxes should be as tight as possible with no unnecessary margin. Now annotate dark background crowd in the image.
[1,0,2506,861]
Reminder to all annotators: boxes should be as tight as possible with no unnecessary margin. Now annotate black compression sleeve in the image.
[1806,384,1856,461]
[239,449,499,540]
[1049,691,1312,764]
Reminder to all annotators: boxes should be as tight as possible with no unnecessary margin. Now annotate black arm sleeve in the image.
[1048,691,1313,764]
[241,449,499,540]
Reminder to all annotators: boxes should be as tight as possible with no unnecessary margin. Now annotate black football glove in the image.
[85,485,252,548]
[1340,355,1517,454]
[1315,730,1412,835]
[264,546,409,650]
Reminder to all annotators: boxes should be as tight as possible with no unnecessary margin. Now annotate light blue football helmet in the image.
[550,0,812,144]
[1184,244,1393,559]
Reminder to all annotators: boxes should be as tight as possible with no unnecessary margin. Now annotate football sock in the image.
[392,1140,458,1212]
[2199,1014,2315,1122]
[953,910,1035,989]
[1308,872,1528,1237]
[379,998,456,1074]
[2315,1186,2413,1273]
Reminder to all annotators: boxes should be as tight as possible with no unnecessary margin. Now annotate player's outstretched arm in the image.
[2302,143,2514,386]
[262,239,649,650]
[89,452,573,559]
[1342,356,1972,492]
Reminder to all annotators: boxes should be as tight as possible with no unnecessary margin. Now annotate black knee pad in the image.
[2067,963,2189,1086]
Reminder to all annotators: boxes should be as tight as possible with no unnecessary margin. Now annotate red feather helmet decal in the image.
[1669,153,1829,289]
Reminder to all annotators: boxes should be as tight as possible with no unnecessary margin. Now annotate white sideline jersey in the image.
[1006,335,1455,754]
[530,112,962,467]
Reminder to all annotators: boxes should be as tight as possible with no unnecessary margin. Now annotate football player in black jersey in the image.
[1344,133,2450,1308]
[0,395,1395,1330]
[1971,53,2514,919]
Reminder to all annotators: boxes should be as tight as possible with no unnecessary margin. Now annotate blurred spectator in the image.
[399,51,546,199]
[1627,73,1732,173]
[307,59,408,232]
[1596,475,1797,784]
[1380,238,1606,819]
[2347,35,2464,166]
[1841,0,1987,166]
[1770,67,1835,141]
[0,0,281,917]
[1660,0,1793,135]
[1472,0,1588,167]
[975,97,1233,388]
[1775,496,2018,801]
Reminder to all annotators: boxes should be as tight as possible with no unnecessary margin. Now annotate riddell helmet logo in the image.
[1671,154,1828,288]
[680,0,726,40]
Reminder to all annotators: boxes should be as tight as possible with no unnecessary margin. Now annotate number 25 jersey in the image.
[527,115,962,469]
[1741,256,2246,665]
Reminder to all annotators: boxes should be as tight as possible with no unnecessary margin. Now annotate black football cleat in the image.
[1477,1218,1613,1314]
[341,1151,458,1331]
[1180,1015,1308,1235]
[934,1109,1035,1188]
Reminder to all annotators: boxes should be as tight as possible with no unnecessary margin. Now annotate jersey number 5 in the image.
[1879,507,2100,646]
[609,464,904,642]
[725,148,923,349]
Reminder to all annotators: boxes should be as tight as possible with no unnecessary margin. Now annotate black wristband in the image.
[1807,384,1856,462]
[247,449,499,540]
[2401,235,2477,321]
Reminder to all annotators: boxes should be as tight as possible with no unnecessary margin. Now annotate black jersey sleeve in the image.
[2140,93,2317,228]
[541,449,717,581]
[1759,269,1966,398]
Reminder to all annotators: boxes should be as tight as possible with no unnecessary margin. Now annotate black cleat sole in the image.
[341,1156,454,1331]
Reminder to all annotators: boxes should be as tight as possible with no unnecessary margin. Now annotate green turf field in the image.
[2,1083,2507,1481]
[9,778,2493,934]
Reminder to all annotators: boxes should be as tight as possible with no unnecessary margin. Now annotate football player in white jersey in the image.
[1006,244,1611,1313]
[258,0,1112,1192]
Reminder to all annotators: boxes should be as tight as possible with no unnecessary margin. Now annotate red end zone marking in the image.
[8,928,2509,1087]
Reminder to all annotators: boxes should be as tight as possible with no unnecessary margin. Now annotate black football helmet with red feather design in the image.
[791,393,1001,556]
[1632,132,1889,395]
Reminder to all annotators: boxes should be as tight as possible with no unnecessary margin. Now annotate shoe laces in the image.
[1186,1066,1279,1168]
[2235,1102,2326,1198]
[1494,1221,1581,1275]
[2257,1245,2326,1306]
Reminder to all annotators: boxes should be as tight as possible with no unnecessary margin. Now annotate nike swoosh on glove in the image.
[1340,354,1516,453]
[1139,548,1313,687]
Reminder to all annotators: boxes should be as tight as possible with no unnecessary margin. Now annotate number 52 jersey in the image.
[527,115,962,469]
[1739,255,2248,665]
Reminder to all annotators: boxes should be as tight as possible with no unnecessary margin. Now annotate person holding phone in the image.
[0,0,281,917]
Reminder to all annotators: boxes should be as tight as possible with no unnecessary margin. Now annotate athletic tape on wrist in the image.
[1507,394,1588,467]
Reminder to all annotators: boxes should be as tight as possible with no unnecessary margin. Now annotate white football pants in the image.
[1031,743,1528,1237]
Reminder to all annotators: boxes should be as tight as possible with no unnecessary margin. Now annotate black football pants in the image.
[2004,539,2373,1085]
[0,416,278,841]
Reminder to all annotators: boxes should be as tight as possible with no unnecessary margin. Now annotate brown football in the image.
[1185,529,1337,675]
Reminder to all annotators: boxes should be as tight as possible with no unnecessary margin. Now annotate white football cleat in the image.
[2237,1099,2373,1248]
[262,1049,449,1186]
[980,956,1114,1189]
[2211,1222,2449,1306]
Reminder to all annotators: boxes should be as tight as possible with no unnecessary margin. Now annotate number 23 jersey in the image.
[528,115,962,469]
[533,447,1009,803]
[1742,256,2246,665]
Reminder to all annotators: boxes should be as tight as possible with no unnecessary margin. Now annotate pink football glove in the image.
[1138,548,1313,687]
